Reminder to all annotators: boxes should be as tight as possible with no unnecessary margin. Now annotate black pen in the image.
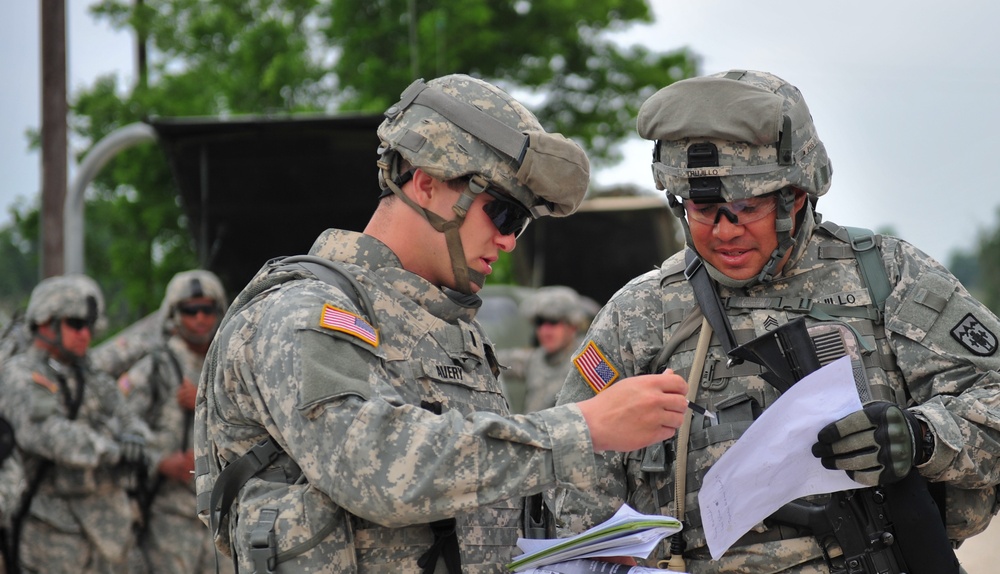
[687,400,717,421]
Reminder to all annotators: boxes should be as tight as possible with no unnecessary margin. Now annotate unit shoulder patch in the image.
[319,303,378,347]
[573,341,620,394]
[950,313,997,356]
[31,371,59,394]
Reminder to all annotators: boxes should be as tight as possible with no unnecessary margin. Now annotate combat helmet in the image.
[637,69,833,287]
[160,269,228,344]
[520,285,599,329]
[25,274,106,361]
[377,74,590,294]
[26,274,106,332]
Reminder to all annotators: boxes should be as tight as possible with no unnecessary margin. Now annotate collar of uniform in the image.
[378,267,481,323]
[311,229,481,324]
[308,229,401,272]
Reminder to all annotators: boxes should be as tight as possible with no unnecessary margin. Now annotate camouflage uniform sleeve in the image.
[119,353,175,467]
[237,282,597,527]
[548,274,664,536]
[0,450,25,521]
[0,358,121,467]
[883,239,1000,488]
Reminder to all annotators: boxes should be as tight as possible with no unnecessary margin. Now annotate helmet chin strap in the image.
[34,317,84,365]
[380,167,487,295]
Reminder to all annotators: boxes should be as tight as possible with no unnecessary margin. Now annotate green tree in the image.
[324,0,696,164]
[974,207,1000,314]
[2,0,696,334]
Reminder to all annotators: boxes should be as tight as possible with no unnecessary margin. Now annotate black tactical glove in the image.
[117,432,148,490]
[811,401,924,486]
[118,432,147,466]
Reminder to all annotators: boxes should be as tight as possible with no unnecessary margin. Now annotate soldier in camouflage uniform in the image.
[0,275,149,573]
[551,70,1000,573]
[118,270,231,573]
[194,74,692,573]
[0,442,24,524]
[0,420,24,573]
[498,286,597,413]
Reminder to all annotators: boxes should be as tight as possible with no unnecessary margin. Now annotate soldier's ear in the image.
[410,169,437,207]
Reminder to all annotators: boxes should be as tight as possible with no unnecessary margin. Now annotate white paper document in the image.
[520,558,683,573]
[698,356,867,559]
[509,504,681,572]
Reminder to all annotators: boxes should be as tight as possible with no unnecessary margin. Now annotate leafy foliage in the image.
[2,0,696,334]
[974,208,1000,313]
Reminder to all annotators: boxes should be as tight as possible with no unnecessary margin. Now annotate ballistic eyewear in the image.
[63,317,94,331]
[178,303,219,317]
[482,187,532,238]
[683,195,778,226]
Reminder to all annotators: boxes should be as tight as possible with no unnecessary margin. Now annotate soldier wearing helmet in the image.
[0,275,150,572]
[117,270,230,573]
[498,286,599,413]
[195,74,691,573]
[551,70,1000,573]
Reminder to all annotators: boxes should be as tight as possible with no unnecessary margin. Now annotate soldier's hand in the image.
[577,370,688,452]
[158,450,195,483]
[811,402,922,486]
[177,378,197,411]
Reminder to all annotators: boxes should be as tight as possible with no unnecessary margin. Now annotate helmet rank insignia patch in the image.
[950,313,997,356]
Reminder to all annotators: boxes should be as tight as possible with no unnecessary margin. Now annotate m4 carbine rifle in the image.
[730,317,958,574]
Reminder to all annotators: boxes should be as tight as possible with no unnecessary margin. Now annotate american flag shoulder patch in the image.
[117,374,134,396]
[573,340,620,394]
[319,303,378,347]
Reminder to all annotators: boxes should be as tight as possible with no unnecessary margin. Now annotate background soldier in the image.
[118,270,230,573]
[0,418,24,573]
[195,74,690,573]
[498,286,598,413]
[0,275,149,573]
[551,70,1000,573]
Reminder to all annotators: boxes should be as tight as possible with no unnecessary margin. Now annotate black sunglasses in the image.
[63,317,94,331]
[178,303,219,317]
[482,188,532,238]
[534,318,562,328]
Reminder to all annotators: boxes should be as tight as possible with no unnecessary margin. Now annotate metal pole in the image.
[64,122,157,274]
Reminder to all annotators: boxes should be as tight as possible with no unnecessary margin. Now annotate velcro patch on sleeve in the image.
[573,340,620,394]
[31,371,59,394]
[319,303,378,347]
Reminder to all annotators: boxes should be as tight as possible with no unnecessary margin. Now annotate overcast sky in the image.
[3,1,999,266]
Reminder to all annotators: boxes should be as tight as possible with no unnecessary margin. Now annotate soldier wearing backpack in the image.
[195,74,692,573]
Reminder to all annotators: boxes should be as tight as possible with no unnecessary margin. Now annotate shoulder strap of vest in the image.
[197,254,379,573]
[277,255,378,329]
[684,249,740,356]
[817,221,893,320]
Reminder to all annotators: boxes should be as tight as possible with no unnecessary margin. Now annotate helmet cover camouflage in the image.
[25,274,106,332]
[160,269,229,332]
[377,74,589,217]
[637,70,832,202]
[520,286,599,328]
